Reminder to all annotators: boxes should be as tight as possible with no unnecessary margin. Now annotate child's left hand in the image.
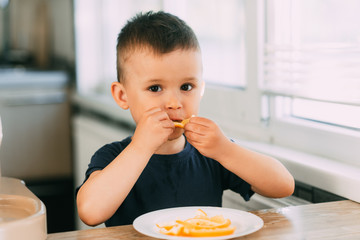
[184,117,230,160]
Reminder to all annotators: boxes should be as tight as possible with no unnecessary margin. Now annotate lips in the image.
[169,116,184,122]
[169,117,185,128]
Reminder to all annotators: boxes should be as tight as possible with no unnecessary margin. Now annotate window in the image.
[262,0,360,167]
[74,0,360,167]
[263,0,360,130]
[284,97,360,130]
[74,0,246,94]
[166,0,246,87]
[74,0,162,94]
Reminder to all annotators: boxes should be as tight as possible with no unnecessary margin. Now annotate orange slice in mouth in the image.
[173,118,190,128]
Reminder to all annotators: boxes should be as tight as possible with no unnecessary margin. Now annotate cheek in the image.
[186,96,202,114]
[127,99,146,123]
[128,95,162,122]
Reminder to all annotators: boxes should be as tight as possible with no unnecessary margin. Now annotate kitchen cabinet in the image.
[0,69,74,233]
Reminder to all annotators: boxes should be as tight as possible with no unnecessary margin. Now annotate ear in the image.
[111,82,129,110]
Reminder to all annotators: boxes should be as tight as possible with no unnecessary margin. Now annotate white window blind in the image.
[263,0,360,106]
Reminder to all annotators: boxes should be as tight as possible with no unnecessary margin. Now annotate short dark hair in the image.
[116,11,200,83]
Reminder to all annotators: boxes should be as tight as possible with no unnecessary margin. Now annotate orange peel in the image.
[156,209,236,237]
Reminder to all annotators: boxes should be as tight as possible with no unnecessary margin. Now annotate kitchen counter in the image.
[48,200,360,239]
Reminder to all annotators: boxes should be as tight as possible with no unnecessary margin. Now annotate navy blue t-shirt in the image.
[78,136,254,226]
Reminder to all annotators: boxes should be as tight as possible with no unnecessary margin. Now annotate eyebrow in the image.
[145,77,200,84]
[143,78,163,85]
[182,77,199,82]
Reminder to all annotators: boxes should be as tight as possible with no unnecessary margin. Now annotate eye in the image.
[180,84,193,91]
[149,85,162,92]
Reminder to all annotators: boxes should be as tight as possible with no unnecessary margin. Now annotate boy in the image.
[76,11,294,227]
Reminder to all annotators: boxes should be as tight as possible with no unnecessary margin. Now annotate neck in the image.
[155,135,186,155]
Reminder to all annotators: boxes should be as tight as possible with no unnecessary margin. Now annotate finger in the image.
[185,123,207,136]
[163,119,176,128]
[145,107,162,115]
[189,116,211,127]
[148,109,171,122]
[140,108,162,124]
[185,130,205,143]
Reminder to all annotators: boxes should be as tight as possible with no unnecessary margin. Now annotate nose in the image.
[165,91,182,110]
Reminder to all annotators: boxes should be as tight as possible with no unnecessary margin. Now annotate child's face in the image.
[118,48,204,139]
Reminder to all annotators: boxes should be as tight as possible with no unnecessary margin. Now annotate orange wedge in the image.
[156,209,236,238]
[187,226,236,237]
[176,218,231,229]
[196,208,208,217]
[156,222,176,231]
[173,118,190,128]
[210,215,226,223]
[158,224,184,236]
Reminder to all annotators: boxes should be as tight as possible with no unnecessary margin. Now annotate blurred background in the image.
[0,0,359,233]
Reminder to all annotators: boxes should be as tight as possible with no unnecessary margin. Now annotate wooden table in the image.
[47,200,360,239]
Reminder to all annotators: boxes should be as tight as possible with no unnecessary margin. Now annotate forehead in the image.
[122,48,203,83]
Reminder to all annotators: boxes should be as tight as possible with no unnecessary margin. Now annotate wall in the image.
[0,0,74,69]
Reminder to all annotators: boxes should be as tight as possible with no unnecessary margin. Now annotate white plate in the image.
[133,206,264,239]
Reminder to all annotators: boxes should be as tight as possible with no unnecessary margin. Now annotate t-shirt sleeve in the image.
[75,142,123,196]
[86,144,119,178]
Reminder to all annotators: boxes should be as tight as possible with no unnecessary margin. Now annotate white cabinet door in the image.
[72,115,133,230]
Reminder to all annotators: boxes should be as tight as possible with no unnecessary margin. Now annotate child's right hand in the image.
[131,107,174,153]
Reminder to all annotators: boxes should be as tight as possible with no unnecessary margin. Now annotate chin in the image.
[168,128,184,141]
